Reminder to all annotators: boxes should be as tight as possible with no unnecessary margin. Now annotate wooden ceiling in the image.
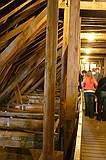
[60,0,106,59]
[80,0,106,60]
[0,0,106,104]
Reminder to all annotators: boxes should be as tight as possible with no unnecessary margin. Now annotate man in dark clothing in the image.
[96,76,106,121]
[94,68,103,83]
[78,70,87,96]
[78,73,83,90]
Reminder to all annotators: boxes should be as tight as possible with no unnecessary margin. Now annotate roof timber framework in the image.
[0,1,63,104]
[80,2,106,73]
[60,0,106,58]
[0,0,106,102]
[0,0,106,159]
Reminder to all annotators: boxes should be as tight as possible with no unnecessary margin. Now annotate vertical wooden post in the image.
[65,0,80,153]
[104,58,106,76]
[14,84,22,104]
[42,1,58,160]
[60,0,70,155]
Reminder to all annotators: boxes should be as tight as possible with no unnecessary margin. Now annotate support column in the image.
[104,58,106,76]
[14,84,22,104]
[60,0,70,156]
[42,1,58,160]
[65,0,80,154]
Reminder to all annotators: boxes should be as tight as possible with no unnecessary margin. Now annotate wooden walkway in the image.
[0,148,63,160]
[81,115,106,160]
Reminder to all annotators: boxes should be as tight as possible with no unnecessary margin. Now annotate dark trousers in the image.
[84,92,95,118]
[97,91,106,121]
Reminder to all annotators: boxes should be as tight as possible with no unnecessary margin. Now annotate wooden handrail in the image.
[74,91,83,160]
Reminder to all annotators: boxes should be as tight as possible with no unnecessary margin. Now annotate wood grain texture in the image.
[81,115,106,160]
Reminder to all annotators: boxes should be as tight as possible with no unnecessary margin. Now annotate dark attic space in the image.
[0,0,106,160]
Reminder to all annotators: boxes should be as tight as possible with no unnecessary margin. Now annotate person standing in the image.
[82,70,87,80]
[96,76,106,121]
[78,70,87,91]
[94,68,103,83]
[82,70,98,118]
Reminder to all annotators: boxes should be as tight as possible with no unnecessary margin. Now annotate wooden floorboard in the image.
[0,148,34,160]
[81,115,106,160]
[0,148,63,160]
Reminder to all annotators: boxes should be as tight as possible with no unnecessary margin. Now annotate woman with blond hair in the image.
[82,70,98,118]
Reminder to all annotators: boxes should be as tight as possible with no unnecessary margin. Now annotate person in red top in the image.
[82,70,98,118]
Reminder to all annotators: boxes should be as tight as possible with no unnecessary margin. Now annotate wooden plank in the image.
[0,147,34,160]
[0,64,12,85]
[59,1,106,10]
[0,106,58,114]
[14,84,22,104]
[0,8,47,67]
[0,131,58,149]
[65,0,80,152]
[81,48,106,54]
[74,95,82,160]
[0,111,44,119]
[59,0,69,153]
[21,95,60,104]
[0,0,32,23]
[0,17,35,48]
[0,117,43,132]
[0,131,43,148]
[1,104,44,112]
[81,33,106,40]
[4,52,45,103]
[42,0,58,159]
[0,53,44,101]
[54,118,59,133]
[20,68,44,95]
[104,58,106,75]
[81,116,106,159]
[31,149,64,160]
[80,2,106,11]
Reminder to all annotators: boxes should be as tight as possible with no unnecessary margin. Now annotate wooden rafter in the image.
[59,1,106,10]
[0,8,47,68]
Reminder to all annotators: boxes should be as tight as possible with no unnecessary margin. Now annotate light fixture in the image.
[84,56,88,60]
[82,56,88,63]
[85,48,91,54]
[87,33,95,42]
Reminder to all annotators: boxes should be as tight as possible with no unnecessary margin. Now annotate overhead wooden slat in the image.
[59,1,106,10]
[0,0,15,10]
[81,33,106,40]
[0,17,35,47]
[0,51,44,101]
[0,0,32,24]
[15,0,46,16]
[80,2,106,11]
[80,55,105,59]
[80,48,106,54]
[0,1,46,36]
[0,8,47,68]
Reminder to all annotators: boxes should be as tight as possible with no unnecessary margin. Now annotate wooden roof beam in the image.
[0,8,47,68]
[81,33,106,40]
[80,48,106,54]
[80,2,106,11]
[0,17,35,48]
[59,1,106,10]
[80,55,105,59]
[0,0,33,24]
